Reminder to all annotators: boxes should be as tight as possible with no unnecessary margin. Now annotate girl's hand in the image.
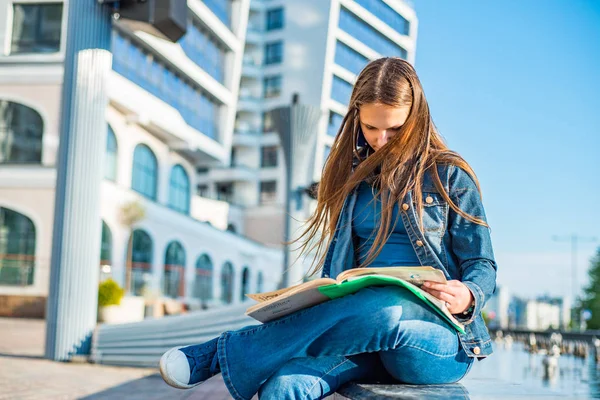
[422,280,474,315]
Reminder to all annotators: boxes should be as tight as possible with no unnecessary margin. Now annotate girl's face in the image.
[358,102,411,152]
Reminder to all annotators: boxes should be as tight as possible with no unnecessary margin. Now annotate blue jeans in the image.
[217,286,474,400]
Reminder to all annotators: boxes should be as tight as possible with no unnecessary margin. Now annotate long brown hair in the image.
[294,57,488,279]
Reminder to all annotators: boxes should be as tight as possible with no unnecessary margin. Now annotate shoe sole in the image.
[159,346,202,389]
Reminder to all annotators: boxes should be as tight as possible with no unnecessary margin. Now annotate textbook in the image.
[244,266,465,334]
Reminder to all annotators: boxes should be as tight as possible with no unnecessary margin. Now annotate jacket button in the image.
[473,346,481,355]
[416,240,424,247]
[401,203,409,211]
[425,196,433,204]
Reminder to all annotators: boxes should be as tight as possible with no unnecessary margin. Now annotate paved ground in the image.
[0,318,239,400]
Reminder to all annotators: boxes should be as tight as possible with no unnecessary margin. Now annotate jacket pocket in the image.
[418,192,447,235]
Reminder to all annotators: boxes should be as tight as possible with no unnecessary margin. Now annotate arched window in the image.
[168,165,190,214]
[194,254,213,303]
[0,207,35,286]
[241,266,250,302]
[100,221,112,265]
[256,271,263,293]
[130,229,153,295]
[104,125,118,181]
[164,241,185,298]
[221,262,234,304]
[132,144,158,200]
[0,100,43,164]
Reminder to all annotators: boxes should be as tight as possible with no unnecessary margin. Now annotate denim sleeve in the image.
[447,165,498,325]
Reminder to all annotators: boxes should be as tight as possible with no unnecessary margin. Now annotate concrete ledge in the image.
[333,382,470,399]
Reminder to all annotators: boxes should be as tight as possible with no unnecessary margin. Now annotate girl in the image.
[159,57,497,400]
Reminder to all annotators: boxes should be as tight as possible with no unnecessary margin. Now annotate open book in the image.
[245,266,465,334]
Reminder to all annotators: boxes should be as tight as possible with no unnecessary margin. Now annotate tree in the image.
[119,201,146,294]
[580,246,600,329]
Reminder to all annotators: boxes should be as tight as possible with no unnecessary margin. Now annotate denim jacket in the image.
[320,163,498,359]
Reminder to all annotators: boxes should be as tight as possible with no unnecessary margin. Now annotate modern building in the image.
[509,296,565,331]
[196,0,418,280]
[0,0,283,317]
[483,285,510,329]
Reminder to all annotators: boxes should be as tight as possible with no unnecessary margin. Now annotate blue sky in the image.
[410,0,600,300]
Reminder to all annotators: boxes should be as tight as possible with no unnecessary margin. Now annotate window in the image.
[100,221,112,266]
[331,76,354,106]
[338,7,407,59]
[197,184,209,197]
[263,75,282,98]
[179,19,227,83]
[0,207,35,286]
[221,262,234,304]
[11,3,63,54]
[164,241,186,298]
[260,181,277,205]
[194,254,213,304]
[354,0,410,35]
[334,41,369,76]
[0,100,43,164]
[266,7,284,31]
[262,111,274,132]
[168,165,190,214]
[261,146,278,168]
[226,223,236,233]
[241,267,250,302]
[216,182,234,203]
[131,144,158,200]
[203,0,232,27]
[130,229,153,295]
[264,41,283,65]
[104,125,117,181]
[327,111,344,137]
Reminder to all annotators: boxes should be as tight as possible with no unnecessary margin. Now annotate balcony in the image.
[207,164,258,182]
[237,89,263,113]
[242,56,263,79]
[233,129,262,147]
[245,26,264,45]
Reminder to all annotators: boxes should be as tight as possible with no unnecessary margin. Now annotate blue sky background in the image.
[410,0,600,301]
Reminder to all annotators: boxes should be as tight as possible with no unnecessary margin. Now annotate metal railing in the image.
[91,303,254,367]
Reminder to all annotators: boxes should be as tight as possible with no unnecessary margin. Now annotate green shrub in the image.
[98,279,125,307]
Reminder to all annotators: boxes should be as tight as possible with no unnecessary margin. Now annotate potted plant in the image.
[97,279,125,323]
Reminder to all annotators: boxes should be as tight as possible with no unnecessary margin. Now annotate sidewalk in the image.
[0,318,237,400]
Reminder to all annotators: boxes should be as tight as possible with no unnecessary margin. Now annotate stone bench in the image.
[331,382,470,399]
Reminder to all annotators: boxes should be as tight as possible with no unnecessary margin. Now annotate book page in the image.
[245,277,336,303]
[337,266,447,286]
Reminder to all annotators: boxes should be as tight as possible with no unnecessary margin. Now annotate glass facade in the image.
[132,144,158,200]
[203,0,232,28]
[179,20,226,83]
[11,4,63,54]
[335,40,369,76]
[355,0,410,35]
[331,75,354,106]
[0,100,43,164]
[168,165,191,214]
[112,31,220,139]
[338,7,407,59]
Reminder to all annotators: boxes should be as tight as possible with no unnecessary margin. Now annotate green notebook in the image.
[317,275,466,334]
